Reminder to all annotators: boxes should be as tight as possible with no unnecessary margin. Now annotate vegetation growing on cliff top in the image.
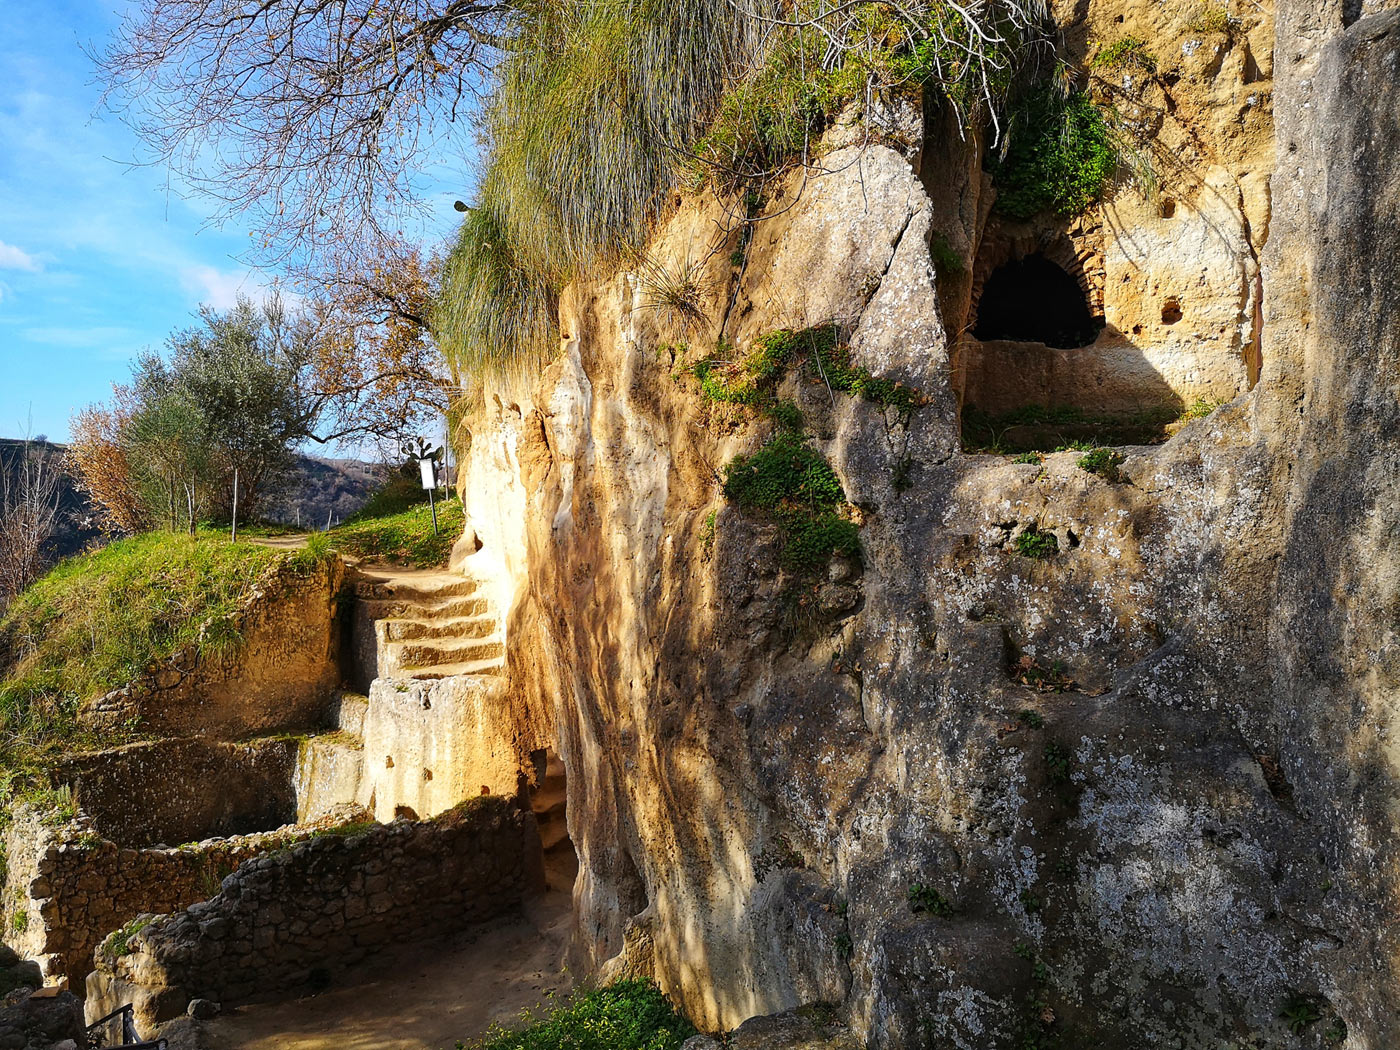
[457,978,696,1050]
[439,0,1053,382]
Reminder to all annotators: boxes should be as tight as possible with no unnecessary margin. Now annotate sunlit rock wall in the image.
[447,1,1400,1045]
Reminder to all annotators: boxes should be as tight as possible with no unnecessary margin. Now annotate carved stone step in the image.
[381,616,497,642]
[391,637,505,669]
[403,658,506,681]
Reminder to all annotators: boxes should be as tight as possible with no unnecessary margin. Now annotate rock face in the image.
[441,0,1400,1046]
[0,946,83,1050]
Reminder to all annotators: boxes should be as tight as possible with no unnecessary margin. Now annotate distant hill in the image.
[262,455,389,529]
[0,438,105,560]
[0,440,387,564]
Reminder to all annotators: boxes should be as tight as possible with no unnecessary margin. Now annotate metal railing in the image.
[85,1003,168,1049]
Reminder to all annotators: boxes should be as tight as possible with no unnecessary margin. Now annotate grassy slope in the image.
[328,498,464,568]
[0,530,329,801]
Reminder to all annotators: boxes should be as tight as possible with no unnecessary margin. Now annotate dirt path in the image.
[192,883,574,1050]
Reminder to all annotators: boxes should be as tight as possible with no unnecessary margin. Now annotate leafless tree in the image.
[0,439,63,609]
[92,1,517,266]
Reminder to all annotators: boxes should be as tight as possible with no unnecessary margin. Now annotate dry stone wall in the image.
[0,805,350,992]
[86,797,540,1036]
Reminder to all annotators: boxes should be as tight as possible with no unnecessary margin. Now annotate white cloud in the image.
[180,265,265,310]
[0,240,38,272]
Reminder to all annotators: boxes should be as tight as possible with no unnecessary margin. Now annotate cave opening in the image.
[529,748,578,892]
[973,253,1100,349]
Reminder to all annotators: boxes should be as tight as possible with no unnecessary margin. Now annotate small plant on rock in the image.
[1092,36,1157,73]
[1017,709,1045,729]
[1014,526,1058,559]
[1280,994,1323,1035]
[107,916,154,958]
[1187,4,1237,34]
[1078,447,1126,481]
[1044,743,1073,785]
[834,932,853,960]
[908,882,954,917]
[722,432,860,576]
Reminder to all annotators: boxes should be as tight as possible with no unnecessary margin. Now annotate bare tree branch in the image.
[92,0,519,265]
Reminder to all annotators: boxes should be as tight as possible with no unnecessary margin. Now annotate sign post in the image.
[403,438,446,537]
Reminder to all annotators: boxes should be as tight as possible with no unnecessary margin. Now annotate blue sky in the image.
[0,1,470,443]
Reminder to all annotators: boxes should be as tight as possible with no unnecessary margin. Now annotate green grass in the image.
[0,531,333,817]
[349,472,433,522]
[327,499,464,568]
[1092,37,1157,73]
[456,979,696,1050]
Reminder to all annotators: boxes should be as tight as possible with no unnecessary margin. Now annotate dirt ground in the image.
[180,872,575,1050]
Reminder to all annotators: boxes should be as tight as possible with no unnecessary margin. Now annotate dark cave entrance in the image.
[973,253,1100,349]
[529,748,578,892]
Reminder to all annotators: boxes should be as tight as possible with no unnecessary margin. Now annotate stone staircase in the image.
[350,568,505,684]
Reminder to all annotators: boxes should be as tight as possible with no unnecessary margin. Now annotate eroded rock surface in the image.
[440,1,1400,1046]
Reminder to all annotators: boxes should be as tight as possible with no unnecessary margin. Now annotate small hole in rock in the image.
[422,768,433,781]
[385,755,395,769]
[394,805,419,821]
[1132,324,1144,336]
[1161,298,1183,325]
[1159,198,1176,219]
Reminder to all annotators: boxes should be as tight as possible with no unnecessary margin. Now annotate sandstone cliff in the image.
[443,0,1400,1046]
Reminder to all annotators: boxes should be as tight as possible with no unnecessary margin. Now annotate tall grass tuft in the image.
[438,0,773,380]
[437,0,1051,384]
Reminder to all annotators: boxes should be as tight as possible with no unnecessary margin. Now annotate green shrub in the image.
[1077,447,1126,481]
[458,979,696,1050]
[723,433,845,515]
[1013,526,1058,559]
[722,433,859,574]
[990,88,1118,220]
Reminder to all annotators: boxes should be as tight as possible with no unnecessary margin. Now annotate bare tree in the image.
[93,1,517,265]
[0,439,63,609]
